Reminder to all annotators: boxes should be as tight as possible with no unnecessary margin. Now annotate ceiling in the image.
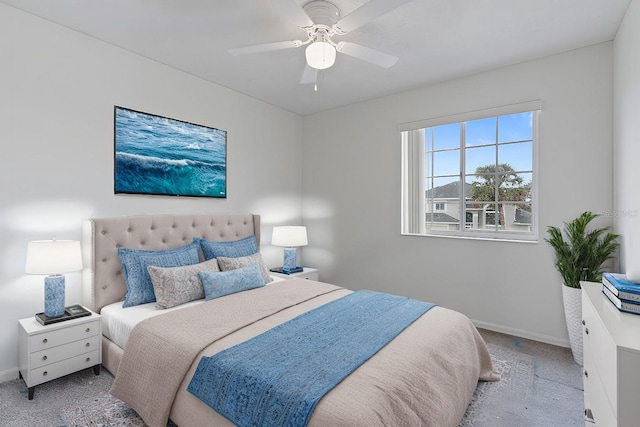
[2,0,631,115]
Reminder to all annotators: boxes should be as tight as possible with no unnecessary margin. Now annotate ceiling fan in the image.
[229,0,413,88]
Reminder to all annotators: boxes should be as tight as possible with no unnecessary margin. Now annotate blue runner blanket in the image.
[187,290,436,427]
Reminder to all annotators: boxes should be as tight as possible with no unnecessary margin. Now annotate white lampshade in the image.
[26,240,82,275]
[272,226,308,248]
[305,41,336,70]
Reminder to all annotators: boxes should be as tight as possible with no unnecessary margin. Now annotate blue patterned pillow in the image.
[199,263,265,300]
[119,241,201,308]
[196,235,258,260]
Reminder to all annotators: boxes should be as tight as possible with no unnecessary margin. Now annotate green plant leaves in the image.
[545,211,620,288]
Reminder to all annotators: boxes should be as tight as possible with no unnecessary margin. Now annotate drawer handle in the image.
[42,355,47,361]
[582,320,586,326]
[584,328,589,335]
[86,357,91,362]
[85,342,91,347]
[585,408,594,420]
[43,371,48,377]
[584,370,589,378]
[42,338,48,344]
[85,328,91,333]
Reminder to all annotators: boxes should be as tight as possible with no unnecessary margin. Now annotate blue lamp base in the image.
[282,247,299,272]
[44,275,65,317]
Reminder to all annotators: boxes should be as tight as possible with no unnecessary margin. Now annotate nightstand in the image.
[270,267,319,281]
[18,308,102,400]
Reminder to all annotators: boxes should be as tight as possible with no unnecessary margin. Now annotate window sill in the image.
[401,231,539,244]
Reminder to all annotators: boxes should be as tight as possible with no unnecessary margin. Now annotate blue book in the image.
[602,285,640,315]
[602,272,640,302]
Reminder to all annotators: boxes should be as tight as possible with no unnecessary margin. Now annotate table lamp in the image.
[272,226,308,273]
[25,239,82,317]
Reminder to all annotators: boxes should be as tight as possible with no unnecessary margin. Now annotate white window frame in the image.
[400,100,541,242]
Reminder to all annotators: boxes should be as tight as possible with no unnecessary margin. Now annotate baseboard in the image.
[472,319,570,348]
[0,368,19,384]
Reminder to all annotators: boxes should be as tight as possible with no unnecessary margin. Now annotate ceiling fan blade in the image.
[336,0,414,33]
[337,42,398,68]
[300,65,316,84]
[229,40,302,56]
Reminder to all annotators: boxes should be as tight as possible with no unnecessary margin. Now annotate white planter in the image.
[562,284,583,366]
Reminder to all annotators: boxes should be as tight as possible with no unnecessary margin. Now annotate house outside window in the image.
[401,101,540,241]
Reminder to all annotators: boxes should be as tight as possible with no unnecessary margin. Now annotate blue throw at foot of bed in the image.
[187,290,436,427]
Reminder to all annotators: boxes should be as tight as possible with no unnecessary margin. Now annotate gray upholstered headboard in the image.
[82,213,260,313]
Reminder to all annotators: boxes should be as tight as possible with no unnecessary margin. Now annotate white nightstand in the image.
[270,267,319,281]
[18,308,102,400]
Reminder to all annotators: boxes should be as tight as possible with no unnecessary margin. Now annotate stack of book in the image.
[602,272,640,315]
[269,266,304,274]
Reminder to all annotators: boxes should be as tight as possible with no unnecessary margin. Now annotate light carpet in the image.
[0,329,584,426]
[463,329,585,427]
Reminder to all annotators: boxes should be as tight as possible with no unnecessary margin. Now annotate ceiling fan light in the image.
[305,41,336,70]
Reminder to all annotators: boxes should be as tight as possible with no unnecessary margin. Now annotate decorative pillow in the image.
[199,263,265,300]
[216,252,273,284]
[118,241,201,308]
[148,258,220,310]
[196,235,259,260]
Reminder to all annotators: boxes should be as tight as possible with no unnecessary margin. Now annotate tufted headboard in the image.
[82,213,260,313]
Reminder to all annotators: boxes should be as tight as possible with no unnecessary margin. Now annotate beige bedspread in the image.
[111,280,497,427]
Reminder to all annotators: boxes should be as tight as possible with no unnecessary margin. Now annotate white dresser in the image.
[18,309,102,399]
[582,281,640,426]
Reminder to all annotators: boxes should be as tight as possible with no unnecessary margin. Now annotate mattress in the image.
[101,275,285,348]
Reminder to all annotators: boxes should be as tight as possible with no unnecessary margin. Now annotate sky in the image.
[424,111,533,189]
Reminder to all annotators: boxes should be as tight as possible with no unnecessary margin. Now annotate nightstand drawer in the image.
[30,335,100,369]
[29,320,100,352]
[29,350,100,387]
[295,270,319,280]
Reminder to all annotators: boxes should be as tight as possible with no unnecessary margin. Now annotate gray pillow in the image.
[148,258,220,309]
[216,252,273,284]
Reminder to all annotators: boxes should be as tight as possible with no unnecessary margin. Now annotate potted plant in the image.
[546,211,619,365]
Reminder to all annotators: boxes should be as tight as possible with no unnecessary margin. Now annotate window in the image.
[401,101,540,241]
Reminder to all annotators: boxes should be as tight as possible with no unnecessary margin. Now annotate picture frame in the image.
[114,106,227,198]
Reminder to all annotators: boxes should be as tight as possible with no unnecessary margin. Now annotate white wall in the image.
[0,5,303,379]
[302,43,614,346]
[614,0,640,280]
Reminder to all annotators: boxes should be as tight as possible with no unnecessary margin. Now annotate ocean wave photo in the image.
[114,107,227,198]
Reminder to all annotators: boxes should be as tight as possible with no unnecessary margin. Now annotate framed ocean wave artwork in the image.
[114,106,227,198]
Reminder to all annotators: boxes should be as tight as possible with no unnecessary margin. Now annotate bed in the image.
[82,213,497,427]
